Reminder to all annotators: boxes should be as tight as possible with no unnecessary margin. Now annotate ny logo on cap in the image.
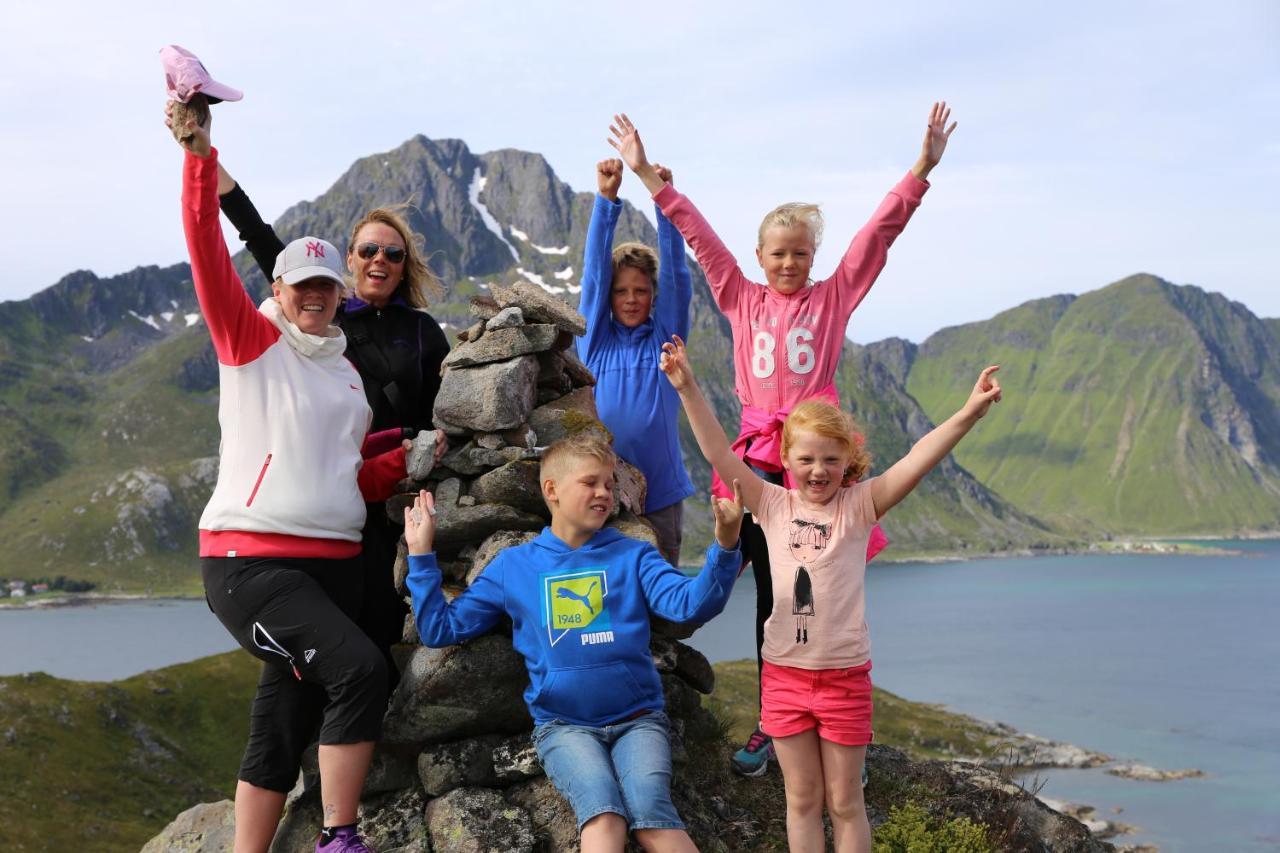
[306,241,326,258]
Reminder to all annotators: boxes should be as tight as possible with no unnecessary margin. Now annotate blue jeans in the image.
[532,711,684,831]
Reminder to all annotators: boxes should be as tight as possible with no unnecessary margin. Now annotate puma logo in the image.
[555,580,598,614]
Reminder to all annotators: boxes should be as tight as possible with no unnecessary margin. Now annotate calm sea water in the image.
[2,543,1277,850]
[0,598,236,681]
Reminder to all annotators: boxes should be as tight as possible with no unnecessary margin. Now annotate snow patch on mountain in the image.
[468,169,519,261]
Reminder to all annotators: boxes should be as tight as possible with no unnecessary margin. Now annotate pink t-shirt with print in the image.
[754,480,879,670]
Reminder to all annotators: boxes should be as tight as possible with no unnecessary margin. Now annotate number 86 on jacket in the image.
[752,326,817,378]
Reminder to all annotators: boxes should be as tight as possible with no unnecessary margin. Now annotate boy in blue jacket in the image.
[405,433,743,853]
[575,158,694,565]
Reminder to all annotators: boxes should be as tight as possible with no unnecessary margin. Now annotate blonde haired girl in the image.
[611,104,957,774]
[661,334,1000,853]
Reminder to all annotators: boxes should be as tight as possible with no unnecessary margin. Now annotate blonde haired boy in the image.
[404,435,744,853]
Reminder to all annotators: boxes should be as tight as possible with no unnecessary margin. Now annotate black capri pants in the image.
[202,555,389,793]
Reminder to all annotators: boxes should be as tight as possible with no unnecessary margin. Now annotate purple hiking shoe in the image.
[317,827,374,853]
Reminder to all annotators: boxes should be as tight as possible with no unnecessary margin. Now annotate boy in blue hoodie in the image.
[405,433,743,853]
[575,158,694,565]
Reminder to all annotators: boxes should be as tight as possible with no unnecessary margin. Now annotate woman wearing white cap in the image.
[163,64,450,704]
[172,105,399,853]
[213,164,450,698]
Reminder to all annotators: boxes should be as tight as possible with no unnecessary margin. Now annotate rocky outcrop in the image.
[140,800,235,852]
[424,787,536,852]
[1105,763,1205,782]
[867,745,1116,852]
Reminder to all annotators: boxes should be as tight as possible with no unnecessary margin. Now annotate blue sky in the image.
[1,0,1275,343]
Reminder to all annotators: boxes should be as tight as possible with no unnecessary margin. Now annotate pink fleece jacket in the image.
[655,173,926,561]
[653,171,927,414]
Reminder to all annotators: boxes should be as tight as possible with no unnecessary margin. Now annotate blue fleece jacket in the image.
[575,196,695,514]
[408,527,740,726]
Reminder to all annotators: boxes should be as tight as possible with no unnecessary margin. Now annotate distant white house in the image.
[10,588,26,598]
[7,580,26,591]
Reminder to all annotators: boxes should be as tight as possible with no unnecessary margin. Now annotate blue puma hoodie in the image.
[408,527,739,727]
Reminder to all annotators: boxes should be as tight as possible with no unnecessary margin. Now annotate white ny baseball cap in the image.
[272,237,346,286]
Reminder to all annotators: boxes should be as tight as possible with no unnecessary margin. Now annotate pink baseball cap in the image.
[160,45,243,104]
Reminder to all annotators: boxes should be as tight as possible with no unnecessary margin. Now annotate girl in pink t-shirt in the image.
[610,105,958,774]
[660,335,1001,853]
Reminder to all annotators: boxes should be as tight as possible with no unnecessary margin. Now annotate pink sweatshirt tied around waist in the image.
[713,384,887,563]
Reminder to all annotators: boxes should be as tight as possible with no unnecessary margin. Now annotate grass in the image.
[0,651,258,851]
[0,652,1079,852]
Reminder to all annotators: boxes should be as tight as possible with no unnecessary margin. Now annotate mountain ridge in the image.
[0,136,1273,591]
[906,272,1280,533]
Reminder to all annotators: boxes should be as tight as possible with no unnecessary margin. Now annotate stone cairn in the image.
[145,280,722,853]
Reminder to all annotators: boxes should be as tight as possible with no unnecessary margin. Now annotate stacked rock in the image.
[255,281,719,852]
[387,279,653,588]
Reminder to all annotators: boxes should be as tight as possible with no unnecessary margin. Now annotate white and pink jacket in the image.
[183,150,404,559]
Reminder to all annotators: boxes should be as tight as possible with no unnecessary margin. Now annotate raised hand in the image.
[962,365,1002,421]
[403,489,438,555]
[608,113,650,173]
[659,334,697,391]
[712,478,745,548]
[165,97,212,157]
[912,101,957,180]
[597,158,623,201]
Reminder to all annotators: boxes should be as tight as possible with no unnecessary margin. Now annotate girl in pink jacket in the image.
[610,104,957,776]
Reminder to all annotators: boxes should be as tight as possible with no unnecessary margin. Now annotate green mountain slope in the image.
[838,339,1057,555]
[0,651,258,852]
[906,274,1280,533]
[5,139,1262,590]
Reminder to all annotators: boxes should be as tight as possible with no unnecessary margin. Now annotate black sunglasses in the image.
[354,242,407,263]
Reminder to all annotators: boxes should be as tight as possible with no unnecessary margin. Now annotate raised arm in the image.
[608,113,666,196]
[911,101,957,182]
[637,532,741,624]
[167,99,283,282]
[652,166,693,339]
[217,170,285,283]
[825,103,956,318]
[660,335,765,514]
[871,365,1001,518]
[403,490,506,645]
[610,114,748,315]
[575,159,625,361]
[171,103,276,366]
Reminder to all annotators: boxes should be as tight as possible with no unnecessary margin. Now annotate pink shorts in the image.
[760,660,873,747]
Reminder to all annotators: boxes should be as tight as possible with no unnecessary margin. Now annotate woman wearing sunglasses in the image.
[174,101,453,700]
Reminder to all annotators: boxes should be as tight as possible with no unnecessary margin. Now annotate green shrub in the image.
[873,802,992,853]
